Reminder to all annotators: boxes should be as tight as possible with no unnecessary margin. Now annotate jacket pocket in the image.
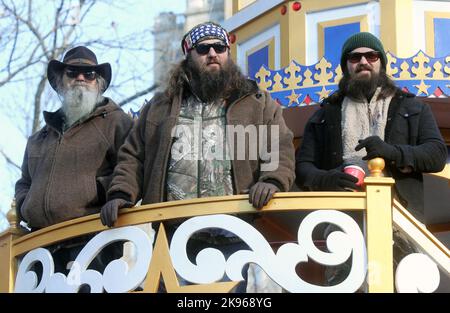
[27,155,42,178]
[19,184,47,228]
[27,143,44,178]
[20,192,32,225]
[394,111,420,145]
[85,175,99,206]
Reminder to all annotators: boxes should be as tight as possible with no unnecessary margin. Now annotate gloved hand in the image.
[313,170,359,191]
[355,136,399,161]
[249,182,280,209]
[100,198,134,227]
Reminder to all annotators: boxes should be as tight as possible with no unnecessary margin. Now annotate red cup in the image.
[344,165,366,187]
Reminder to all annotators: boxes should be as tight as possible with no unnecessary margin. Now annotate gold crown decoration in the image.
[129,51,450,118]
[254,51,450,107]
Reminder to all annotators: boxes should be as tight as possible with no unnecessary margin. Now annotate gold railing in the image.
[429,163,450,186]
[393,200,450,273]
[0,158,399,293]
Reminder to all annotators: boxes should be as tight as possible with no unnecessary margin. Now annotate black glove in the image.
[313,170,359,191]
[249,182,280,209]
[100,198,134,227]
[96,181,106,204]
[355,136,399,161]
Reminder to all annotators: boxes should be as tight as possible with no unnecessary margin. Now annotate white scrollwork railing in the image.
[170,210,367,293]
[14,211,367,293]
[14,211,443,293]
[9,158,440,293]
[15,226,153,293]
[395,253,440,293]
[6,177,447,293]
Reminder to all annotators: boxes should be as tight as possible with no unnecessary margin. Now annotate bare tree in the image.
[0,0,166,229]
[0,0,158,132]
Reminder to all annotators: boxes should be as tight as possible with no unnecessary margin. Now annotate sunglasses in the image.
[193,43,228,55]
[347,51,381,64]
[65,69,97,81]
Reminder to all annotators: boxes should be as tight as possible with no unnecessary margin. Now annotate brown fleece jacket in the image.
[107,83,295,205]
[15,98,133,229]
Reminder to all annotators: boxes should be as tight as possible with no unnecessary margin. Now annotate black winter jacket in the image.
[295,89,447,221]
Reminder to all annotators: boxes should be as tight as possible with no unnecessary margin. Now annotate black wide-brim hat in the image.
[47,46,111,92]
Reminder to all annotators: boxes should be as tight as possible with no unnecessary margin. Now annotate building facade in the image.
[152,12,185,86]
[153,0,225,88]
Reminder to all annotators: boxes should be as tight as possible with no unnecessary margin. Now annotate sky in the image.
[0,0,187,231]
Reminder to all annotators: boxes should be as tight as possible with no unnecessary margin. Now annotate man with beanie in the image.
[15,46,133,275]
[295,32,447,285]
[296,31,446,220]
[100,21,295,292]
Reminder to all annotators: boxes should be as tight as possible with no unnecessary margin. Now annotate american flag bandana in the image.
[182,22,230,55]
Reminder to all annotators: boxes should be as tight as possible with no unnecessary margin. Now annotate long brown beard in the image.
[186,55,229,102]
[339,67,397,101]
[186,54,249,103]
[164,55,254,104]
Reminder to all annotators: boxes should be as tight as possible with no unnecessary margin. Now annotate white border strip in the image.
[222,0,285,32]
[306,2,380,65]
[237,23,281,75]
[393,199,450,274]
[412,0,450,55]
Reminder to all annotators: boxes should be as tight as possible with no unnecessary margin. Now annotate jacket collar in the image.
[388,89,419,116]
[322,88,413,107]
[43,97,116,132]
[226,79,258,106]
[43,109,65,133]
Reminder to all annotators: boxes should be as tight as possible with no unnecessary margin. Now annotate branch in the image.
[27,0,31,21]
[0,150,20,171]
[51,0,64,54]
[117,84,158,107]
[2,1,49,59]
[32,76,47,134]
[0,57,42,88]
[6,2,19,74]
[78,0,97,23]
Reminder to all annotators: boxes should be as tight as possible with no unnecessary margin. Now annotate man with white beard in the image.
[15,46,133,275]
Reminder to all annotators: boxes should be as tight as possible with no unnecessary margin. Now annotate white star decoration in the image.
[189,24,228,46]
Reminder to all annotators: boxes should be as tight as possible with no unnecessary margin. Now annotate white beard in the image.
[61,85,101,128]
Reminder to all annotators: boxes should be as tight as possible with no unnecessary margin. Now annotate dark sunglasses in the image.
[65,69,97,81]
[347,51,381,64]
[193,43,228,55]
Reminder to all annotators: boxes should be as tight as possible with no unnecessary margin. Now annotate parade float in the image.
[1,0,449,293]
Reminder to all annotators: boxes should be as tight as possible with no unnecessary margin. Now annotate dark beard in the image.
[164,54,254,104]
[346,74,379,101]
[186,55,233,103]
[340,68,397,102]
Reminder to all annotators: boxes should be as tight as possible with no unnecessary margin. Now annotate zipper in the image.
[226,92,253,194]
[40,105,108,223]
[159,97,182,202]
[160,139,173,202]
[385,93,402,143]
[43,130,63,225]
[197,102,205,199]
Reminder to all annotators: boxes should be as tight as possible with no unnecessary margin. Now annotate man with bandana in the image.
[15,46,133,274]
[100,22,295,291]
[295,32,447,285]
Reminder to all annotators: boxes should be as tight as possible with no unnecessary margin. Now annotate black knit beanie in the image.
[340,32,387,72]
